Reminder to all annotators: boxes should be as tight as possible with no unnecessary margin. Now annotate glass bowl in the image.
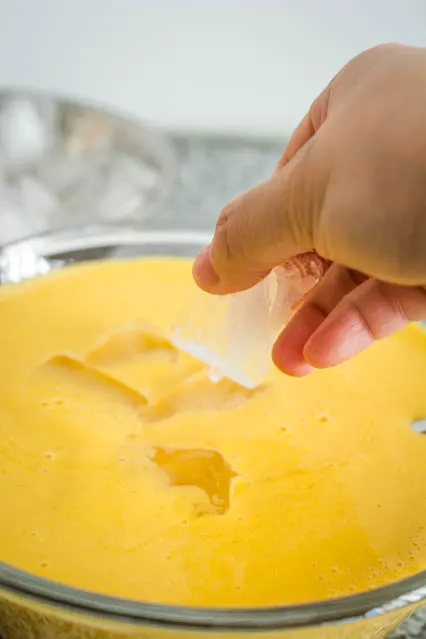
[0,226,425,639]
[0,90,176,244]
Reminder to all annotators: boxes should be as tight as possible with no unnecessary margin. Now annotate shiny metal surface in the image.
[0,90,176,243]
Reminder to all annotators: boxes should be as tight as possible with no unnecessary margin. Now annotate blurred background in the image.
[0,0,425,244]
[1,0,425,137]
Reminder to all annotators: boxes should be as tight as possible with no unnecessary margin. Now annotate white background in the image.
[0,0,425,138]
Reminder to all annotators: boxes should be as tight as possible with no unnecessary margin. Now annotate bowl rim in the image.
[0,225,425,631]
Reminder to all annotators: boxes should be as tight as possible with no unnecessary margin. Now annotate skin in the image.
[193,43,426,376]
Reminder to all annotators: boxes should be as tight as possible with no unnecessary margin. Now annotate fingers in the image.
[304,280,426,367]
[272,264,363,375]
[273,272,426,375]
[193,143,322,295]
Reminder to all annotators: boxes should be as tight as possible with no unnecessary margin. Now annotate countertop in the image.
[162,134,426,639]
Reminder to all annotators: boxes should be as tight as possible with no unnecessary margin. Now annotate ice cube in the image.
[173,252,328,389]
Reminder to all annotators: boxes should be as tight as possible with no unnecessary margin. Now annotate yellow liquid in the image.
[1,257,426,607]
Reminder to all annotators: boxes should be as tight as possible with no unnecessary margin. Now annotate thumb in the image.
[193,139,324,294]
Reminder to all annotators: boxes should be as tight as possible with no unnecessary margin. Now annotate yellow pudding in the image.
[1,257,426,608]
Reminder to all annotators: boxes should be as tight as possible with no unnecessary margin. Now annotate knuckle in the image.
[216,200,234,231]
[309,89,330,130]
[213,200,242,269]
[345,297,378,341]
[375,281,408,324]
[345,280,410,342]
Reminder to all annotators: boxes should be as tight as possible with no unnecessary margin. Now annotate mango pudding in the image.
[1,257,426,607]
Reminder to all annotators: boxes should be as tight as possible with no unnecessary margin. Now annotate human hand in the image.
[193,44,426,376]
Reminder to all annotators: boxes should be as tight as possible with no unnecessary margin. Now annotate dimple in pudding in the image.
[1,257,426,606]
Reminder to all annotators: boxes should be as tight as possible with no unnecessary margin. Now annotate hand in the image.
[193,44,426,376]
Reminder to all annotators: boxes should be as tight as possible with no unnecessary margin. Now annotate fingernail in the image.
[303,338,324,368]
[272,342,315,377]
[193,245,220,288]
[303,349,322,368]
[282,361,315,377]
[304,336,341,368]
